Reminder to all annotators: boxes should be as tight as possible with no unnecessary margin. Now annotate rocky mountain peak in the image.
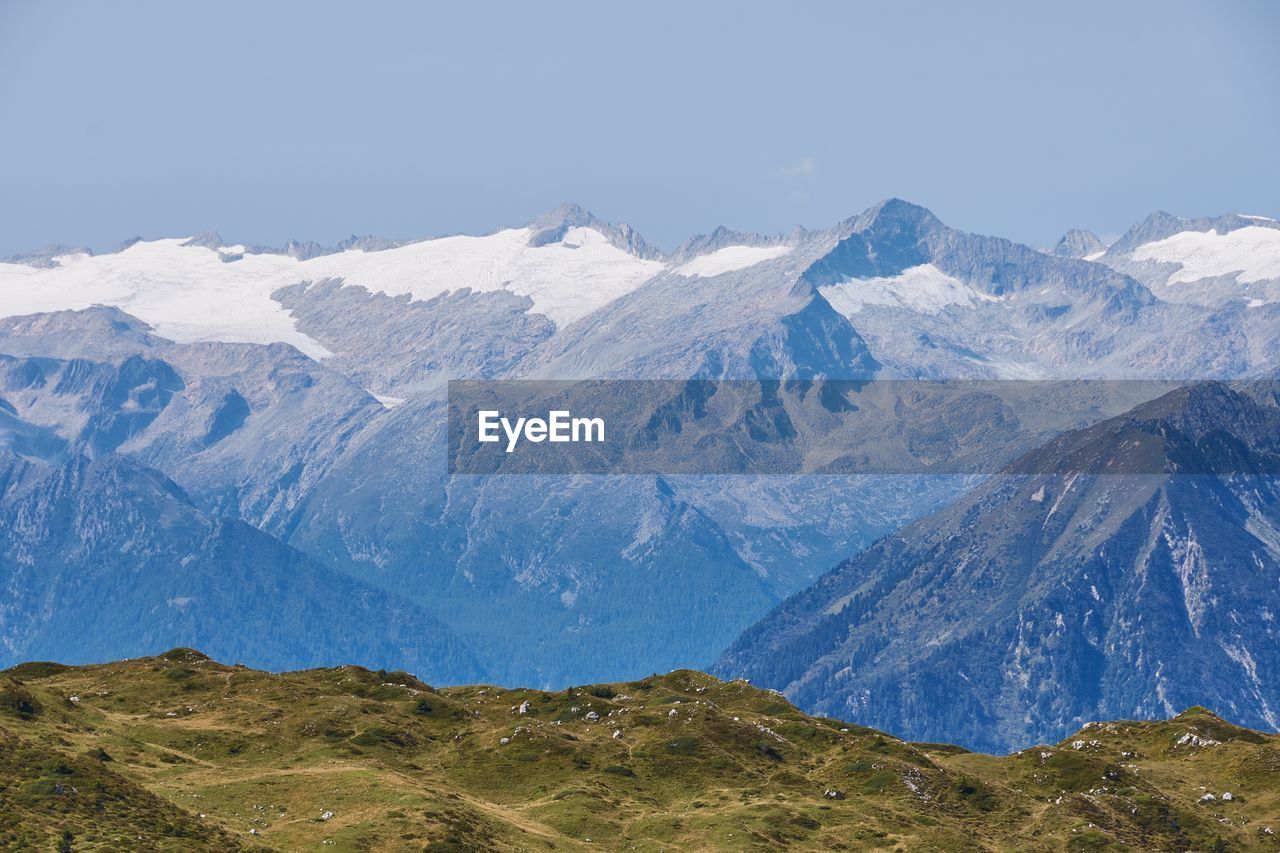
[847,198,943,238]
[1053,228,1106,259]
[1107,210,1280,256]
[525,202,661,260]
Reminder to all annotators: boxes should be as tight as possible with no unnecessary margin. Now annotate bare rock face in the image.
[1052,228,1105,259]
[716,383,1280,752]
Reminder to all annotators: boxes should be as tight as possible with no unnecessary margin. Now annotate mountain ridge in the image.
[6,198,1274,271]
[715,380,1280,752]
[2,649,1278,850]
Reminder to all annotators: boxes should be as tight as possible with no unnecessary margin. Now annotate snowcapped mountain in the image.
[791,200,1275,379]
[518,224,881,380]
[1094,211,1280,310]
[0,203,664,361]
[514,199,1274,381]
[0,199,1277,690]
[4,199,1277,384]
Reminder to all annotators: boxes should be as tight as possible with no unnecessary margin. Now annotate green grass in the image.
[0,649,1277,851]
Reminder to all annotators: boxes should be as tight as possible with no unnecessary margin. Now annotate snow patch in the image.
[0,226,665,354]
[369,392,406,409]
[297,226,664,326]
[820,264,996,316]
[0,240,333,358]
[675,245,792,278]
[1131,226,1280,285]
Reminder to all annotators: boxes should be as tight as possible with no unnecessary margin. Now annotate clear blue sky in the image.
[1,0,1277,256]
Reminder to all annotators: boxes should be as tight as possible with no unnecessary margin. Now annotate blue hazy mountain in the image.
[0,442,482,680]
[0,201,1276,694]
[0,351,479,679]
[715,382,1280,752]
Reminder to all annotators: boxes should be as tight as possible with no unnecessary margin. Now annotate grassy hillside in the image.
[1,649,1277,851]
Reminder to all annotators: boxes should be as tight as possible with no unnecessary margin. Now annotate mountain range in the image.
[1,200,1277,750]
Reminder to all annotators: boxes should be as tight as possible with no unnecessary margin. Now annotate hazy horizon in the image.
[3,194,1270,260]
[2,0,1277,257]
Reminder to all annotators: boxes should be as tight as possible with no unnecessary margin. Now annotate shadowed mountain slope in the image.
[717,382,1280,753]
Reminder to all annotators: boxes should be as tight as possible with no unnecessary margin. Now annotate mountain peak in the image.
[670,225,786,263]
[848,198,942,235]
[180,231,225,250]
[2,244,93,269]
[525,202,661,260]
[1109,210,1280,255]
[526,201,596,231]
[1053,228,1106,259]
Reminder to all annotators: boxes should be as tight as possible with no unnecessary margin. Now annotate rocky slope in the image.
[716,382,1280,753]
[0,445,480,681]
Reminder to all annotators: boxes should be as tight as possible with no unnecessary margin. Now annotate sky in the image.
[1,0,1277,257]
